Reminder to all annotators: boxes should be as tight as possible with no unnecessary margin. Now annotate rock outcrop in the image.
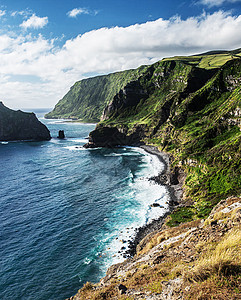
[0,102,51,141]
[101,80,150,121]
[84,125,145,148]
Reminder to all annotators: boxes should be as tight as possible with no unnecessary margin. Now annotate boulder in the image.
[118,284,127,295]
[84,125,145,148]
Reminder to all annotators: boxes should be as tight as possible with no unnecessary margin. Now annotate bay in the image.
[0,117,169,300]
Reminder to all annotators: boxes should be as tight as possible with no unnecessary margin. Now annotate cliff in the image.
[85,56,241,222]
[45,67,147,122]
[45,48,241,123]
[63,49,241,299]
[0,102,51,141]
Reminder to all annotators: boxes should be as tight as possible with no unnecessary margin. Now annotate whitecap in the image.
[83,257,91,265]
[68,138,88,143]
[95,146,170,268]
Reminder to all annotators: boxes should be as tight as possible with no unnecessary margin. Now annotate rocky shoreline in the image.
[124,145,185,258]
[68,143,241,300]
[67,143,186,300]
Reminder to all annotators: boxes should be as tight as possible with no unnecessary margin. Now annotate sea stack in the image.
[0,102,51,141]
[57,130,65,139]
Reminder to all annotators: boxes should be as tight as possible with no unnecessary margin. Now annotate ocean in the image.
[0,115,170,300]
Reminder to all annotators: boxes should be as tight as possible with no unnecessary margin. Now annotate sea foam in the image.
[92,146,170,269]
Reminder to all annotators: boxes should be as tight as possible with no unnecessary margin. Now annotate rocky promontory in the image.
[84,125,145,148]
[0,102,51,141]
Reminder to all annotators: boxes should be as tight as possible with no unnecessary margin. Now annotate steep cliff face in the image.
[46,49,241,123]
[101,80,150,121]
[0,102,51,141]
[100,60,214,128]
[85,59,215,147]
[45,67,147,122]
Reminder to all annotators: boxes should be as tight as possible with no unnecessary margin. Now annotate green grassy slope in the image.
[45,67,147,122]
[45,49,241,122]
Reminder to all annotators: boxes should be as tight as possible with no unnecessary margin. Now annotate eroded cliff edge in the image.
[0,102,51,141]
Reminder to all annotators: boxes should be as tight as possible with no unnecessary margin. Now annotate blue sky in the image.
[0,0,241,109]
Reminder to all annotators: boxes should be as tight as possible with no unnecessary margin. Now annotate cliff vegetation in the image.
[45,67,147,122]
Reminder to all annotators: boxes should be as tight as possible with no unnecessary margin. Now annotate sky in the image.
[0,0,241,110]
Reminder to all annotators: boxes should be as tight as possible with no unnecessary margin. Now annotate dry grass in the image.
[72,200,241,300]
[185,228,241,282]
[203,199,241,227]
[183,275,241,300]
[138,219,201,255]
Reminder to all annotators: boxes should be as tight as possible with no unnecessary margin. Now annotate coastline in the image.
[125,144,184,257]
[67,143,185,300]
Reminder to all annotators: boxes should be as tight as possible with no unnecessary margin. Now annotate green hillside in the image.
[45,48,241,122]
[57,49,241,300]
[45,66,147,122]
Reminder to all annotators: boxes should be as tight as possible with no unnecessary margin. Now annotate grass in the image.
[184,275,241,300]
[184,228,241,282]
[182,227,241,299]
[166,207,195,227]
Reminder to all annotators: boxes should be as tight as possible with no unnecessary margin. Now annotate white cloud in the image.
[199,0,241,7]
[67,8,91,18]
[20,14,48,29]
[11,10,30,17]
[0,10,6,17]
[1,11,241,109]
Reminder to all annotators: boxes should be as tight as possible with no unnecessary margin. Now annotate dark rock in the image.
[84,126,145,148]
[118,284,127,295]
[57,130,65,139]
[170,166,180,185]
[150,203,164,208]
[211,220,218,226]
[153,254,165,264]
[84,127,126,148]
[0,102,51,141]
[101,80,149,120]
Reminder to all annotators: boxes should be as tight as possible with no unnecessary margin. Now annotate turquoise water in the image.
[0,118,169,300]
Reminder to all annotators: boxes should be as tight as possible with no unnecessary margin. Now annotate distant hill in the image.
[45,66,147,122]
[0,102,51,141]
